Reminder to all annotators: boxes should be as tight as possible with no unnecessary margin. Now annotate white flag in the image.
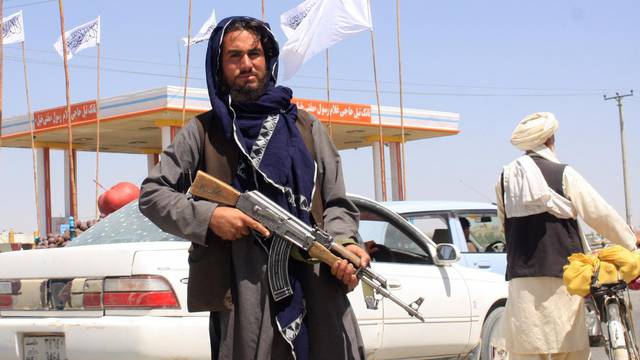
[54,17,100,60]
[183,9,217,46]
[2,11,25,45]
[280,0,372,80]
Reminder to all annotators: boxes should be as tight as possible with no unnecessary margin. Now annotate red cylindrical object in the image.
[98,182,140,216]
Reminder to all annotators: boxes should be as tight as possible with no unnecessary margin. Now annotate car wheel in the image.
[480,306,508,360]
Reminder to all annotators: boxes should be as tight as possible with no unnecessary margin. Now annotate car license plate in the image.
[23,335,67,360]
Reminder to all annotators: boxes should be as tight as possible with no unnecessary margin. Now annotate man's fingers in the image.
[239,226,250,237]
[209,207,271,240]
[244,216,270,237]
[345,263,356,278]
[330,255,362,289]
[343,264,358,289]
[347,275,358,290]
[359,251,371,268]
[333,259,349,280]
[336,260,347,280]
[345,244,371,268]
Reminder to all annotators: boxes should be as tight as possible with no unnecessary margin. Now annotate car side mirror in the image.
[435,243,460,265]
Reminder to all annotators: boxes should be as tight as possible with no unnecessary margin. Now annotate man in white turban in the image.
[495,112,637,360]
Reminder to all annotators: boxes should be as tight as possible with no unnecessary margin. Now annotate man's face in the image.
[220,29,268,102]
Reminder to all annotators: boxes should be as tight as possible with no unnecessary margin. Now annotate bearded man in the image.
[495,112,638,359]
[139,16,369,360]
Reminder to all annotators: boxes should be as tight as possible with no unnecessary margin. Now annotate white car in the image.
[0,196,507,360]
[383,201,507,275]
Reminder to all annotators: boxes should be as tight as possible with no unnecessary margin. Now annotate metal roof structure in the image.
[1,86,460,152]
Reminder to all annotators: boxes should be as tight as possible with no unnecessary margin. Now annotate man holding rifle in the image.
[139,16,370,360]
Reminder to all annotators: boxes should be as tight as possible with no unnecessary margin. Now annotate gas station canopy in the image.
[1,86,461,236]
[1,86,460,153]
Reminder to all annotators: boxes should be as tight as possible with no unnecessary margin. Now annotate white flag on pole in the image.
[2,11,25,45]
[280,0,372,80]
[54,17,100,60]
[183,9,217,46]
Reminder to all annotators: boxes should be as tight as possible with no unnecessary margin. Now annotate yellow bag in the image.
[597,245,640,283]
[563,253,597,297]
[562,249,628,297]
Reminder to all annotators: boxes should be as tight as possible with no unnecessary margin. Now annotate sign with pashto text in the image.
[34,101,98,130]
[292,99,371,124]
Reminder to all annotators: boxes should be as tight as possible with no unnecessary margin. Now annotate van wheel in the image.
[480,306,508,360]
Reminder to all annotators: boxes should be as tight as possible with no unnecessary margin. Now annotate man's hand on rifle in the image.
[331,244,371,291]
[209,206,270,240]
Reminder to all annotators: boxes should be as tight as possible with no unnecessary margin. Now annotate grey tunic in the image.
[140,116,365,360]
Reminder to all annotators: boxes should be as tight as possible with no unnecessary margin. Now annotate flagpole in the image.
[95,42,101,219]
[366,0,387,202]
[262,0,265,21]
[21,40,42,237]
[0,0,4,150]
[395,0,407,200]
[325,49,333,138]
[177,40,183,82]
[369,29,387,202]
[57,0,78,220]
[181,0,193,127]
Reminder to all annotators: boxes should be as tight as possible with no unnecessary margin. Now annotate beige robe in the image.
[495,149,636,354]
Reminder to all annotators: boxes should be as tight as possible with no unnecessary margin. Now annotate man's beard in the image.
[228,74,268,103]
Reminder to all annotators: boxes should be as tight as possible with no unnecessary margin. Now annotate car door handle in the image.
[474,261,491,269]
[387,279,402,290]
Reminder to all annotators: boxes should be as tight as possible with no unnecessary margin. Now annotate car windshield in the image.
[66,201,185,246]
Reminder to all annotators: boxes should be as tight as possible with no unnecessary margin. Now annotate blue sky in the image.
[1,0,639,233]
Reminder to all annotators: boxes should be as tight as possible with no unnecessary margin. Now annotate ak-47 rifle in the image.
[189,170,425,322]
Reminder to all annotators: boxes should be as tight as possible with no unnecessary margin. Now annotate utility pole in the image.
[604,90,634,227]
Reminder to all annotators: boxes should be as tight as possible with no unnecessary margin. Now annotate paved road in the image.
[591,291,640,359]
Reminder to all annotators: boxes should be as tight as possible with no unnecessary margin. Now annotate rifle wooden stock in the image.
[307,242,343,267]
[309,242,363,269]
[330,243,362,268]
[190,170,240,206]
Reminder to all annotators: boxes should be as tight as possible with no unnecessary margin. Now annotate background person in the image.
[495,112,637,360]
[459,217,478,252]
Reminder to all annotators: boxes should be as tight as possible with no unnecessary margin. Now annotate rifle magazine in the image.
[268,235,294,301]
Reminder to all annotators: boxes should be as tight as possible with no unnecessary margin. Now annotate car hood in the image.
[0,242,190,279]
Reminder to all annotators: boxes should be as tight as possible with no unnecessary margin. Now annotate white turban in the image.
[510,112,559,151]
